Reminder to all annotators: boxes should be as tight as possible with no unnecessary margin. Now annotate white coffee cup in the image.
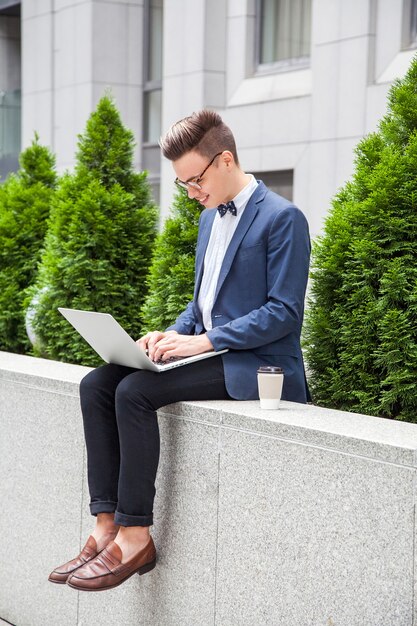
[257,366,284,409]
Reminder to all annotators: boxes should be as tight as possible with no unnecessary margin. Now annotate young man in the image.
[48,110,310,592]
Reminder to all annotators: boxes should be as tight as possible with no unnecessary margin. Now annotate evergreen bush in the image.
[0,136,57,353]
[29,95,158,366]
[141,188,200,331]
[304,56,417,422]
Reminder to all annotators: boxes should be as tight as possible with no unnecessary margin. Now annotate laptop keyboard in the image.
[153,355,185,366]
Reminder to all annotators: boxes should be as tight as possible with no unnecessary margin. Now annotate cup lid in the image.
[257,366,284,374]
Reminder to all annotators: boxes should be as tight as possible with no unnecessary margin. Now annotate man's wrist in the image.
[205,328,219,351]
[201,333,214,352]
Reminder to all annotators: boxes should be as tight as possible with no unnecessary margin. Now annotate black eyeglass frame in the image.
[174,152,223,191]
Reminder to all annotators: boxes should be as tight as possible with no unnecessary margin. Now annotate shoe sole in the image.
[66,557,156,592]
[48,577,68,585]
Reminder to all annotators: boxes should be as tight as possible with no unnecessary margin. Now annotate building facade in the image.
[0,0,416,236]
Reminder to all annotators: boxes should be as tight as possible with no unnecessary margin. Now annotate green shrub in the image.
[0,136,57,353]
[141,188,200,331]
[304,56,417,422]
[29,95,158,365]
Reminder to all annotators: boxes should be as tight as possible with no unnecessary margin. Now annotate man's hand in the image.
[138,331,214,362]
[137,330,178,361]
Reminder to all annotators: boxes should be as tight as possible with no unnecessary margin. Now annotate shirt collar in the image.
[230,174,258,215]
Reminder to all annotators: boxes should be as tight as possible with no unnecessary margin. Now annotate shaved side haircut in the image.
[160,109,239,165]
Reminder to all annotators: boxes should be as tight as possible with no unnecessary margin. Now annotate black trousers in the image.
[79,356,230,527]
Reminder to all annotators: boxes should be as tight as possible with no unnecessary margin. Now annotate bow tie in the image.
[217,201,237,217]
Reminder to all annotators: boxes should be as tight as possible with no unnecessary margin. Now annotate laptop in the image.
[58,307,228,372]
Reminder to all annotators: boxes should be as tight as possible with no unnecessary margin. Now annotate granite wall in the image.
[1,351,416,626]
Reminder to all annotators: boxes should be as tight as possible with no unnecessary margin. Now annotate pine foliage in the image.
[304,57,417,422]
[29,96,157,365]
[141,188,200,331]
[0,136,57,353]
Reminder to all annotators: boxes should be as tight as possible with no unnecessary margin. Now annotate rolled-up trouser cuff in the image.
[90,500,117,516]
[114,510,153,527]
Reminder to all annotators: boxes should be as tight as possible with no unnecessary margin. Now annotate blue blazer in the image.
[167,181,311,402]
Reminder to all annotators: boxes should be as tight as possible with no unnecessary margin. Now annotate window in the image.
[252,170,293,202]
[0,1,20,17]
[0,90,21,181]
[257,0,311,70]
[403,0,417,49]
[0,2,21,181]
[143,0,163,144]
[143,0,163,203]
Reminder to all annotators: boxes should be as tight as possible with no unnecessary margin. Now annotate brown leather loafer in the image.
[48,534,115,584]
[66,537,156,592]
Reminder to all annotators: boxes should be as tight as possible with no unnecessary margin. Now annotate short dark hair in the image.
[160,109,239,165]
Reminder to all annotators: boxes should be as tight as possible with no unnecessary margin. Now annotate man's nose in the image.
[187,186,199,199]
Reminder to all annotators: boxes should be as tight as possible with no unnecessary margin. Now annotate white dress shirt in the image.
[198,175,259,330]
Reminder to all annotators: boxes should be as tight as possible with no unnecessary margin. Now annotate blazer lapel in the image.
[213,183,266,302]
[194,208,216,299]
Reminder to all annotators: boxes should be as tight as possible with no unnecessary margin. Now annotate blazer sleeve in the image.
[206,206,310,351]
[165,301,197,335]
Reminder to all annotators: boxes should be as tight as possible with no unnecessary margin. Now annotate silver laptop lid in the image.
[58,308,228,371]
[58,308,159,370]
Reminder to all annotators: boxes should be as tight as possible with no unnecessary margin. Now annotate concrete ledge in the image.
[1,351,417,625]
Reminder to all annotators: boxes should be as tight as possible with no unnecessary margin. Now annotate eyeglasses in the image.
[175,152,223,191]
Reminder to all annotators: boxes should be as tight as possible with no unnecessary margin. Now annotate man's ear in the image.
[222,150,234,167]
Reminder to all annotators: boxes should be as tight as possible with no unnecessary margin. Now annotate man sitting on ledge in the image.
[48,109,311,592]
